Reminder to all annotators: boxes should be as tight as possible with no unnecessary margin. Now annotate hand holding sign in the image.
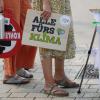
[41,0,51,20]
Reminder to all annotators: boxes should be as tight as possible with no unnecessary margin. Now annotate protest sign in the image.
[0,9,22,58]
[22,10,71,51]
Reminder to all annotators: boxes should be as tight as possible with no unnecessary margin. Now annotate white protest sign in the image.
[22,10,71,51]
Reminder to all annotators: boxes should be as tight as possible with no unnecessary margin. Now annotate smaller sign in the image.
[22,10,71,51]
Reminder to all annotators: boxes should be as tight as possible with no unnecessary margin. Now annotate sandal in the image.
[17,68,33,78]
[43,84,69,97]
[55,79,79,88]
[3,75,30,84]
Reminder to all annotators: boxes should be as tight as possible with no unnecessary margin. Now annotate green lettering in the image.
[55,37,61,45]
[29,33,39,40]
[29,33,33,40]
[45,35,51,43]
[50,36,56,44]
[29,32,61,45]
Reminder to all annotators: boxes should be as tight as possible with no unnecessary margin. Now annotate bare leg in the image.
[54,58,65,79]
[40,56,69,96]
[41,56,55,86]
[54,58,75,84]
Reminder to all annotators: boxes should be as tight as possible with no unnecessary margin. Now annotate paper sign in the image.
[22,10,71,51]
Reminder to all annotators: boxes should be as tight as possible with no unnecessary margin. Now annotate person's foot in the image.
[3,75,30,84]
[43,83,69,97]
[54,77,79,88]
[17,68,33,78]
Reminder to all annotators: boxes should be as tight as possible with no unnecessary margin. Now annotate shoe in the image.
[43,83,69,97]
[17,68,33,78]
[3,75,30,84]
[55,79,79,88]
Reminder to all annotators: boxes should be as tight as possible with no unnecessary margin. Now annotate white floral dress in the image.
[32,0,75,59]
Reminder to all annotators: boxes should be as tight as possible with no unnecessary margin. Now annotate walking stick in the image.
[77,26,97,94]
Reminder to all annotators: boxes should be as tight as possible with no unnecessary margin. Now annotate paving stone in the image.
[0,89,10,93]
[65,70,79,80]
[89,85,100,89]
[92,98,100,100]
[82,88,98,93]
[64,65,81,71]
[68,93,84,98]
[84,93,100,98]
[35,68,43,73]
[52,98,75,100]
[33,73,43,80]
[0,76,3,80]
[9,93,27,97]
[0,93,11,97]
[64,69,71,74]
[19,80,37,89]
[19,84,36,89]
[9,89,36,93]
[81,85,89,89]
[1,98,33,100]
[87,79,100,85]
[96,89,100,93]
[26,93,48,98]
[35,98,52,100]
[0,59,3,66]
[75,98,93,100]
[64,60,84,66]
[0,84,20,89]
[64,54,86,66]
[33,84,44,93]
[74,79,88,84]
[65,89,79,93]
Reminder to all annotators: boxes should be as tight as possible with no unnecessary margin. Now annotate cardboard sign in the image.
[22,10,71,51]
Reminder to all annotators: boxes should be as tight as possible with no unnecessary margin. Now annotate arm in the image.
[0,0,4,13]
[41,0,51,20]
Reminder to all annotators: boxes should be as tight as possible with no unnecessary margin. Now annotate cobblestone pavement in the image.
[0,48,100,100]
[0,1,100,100]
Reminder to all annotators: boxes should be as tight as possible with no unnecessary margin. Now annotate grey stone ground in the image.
[0,47,100,100]
[0,0,100,99]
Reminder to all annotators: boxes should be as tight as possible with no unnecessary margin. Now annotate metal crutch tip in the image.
[77,90,81,94]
